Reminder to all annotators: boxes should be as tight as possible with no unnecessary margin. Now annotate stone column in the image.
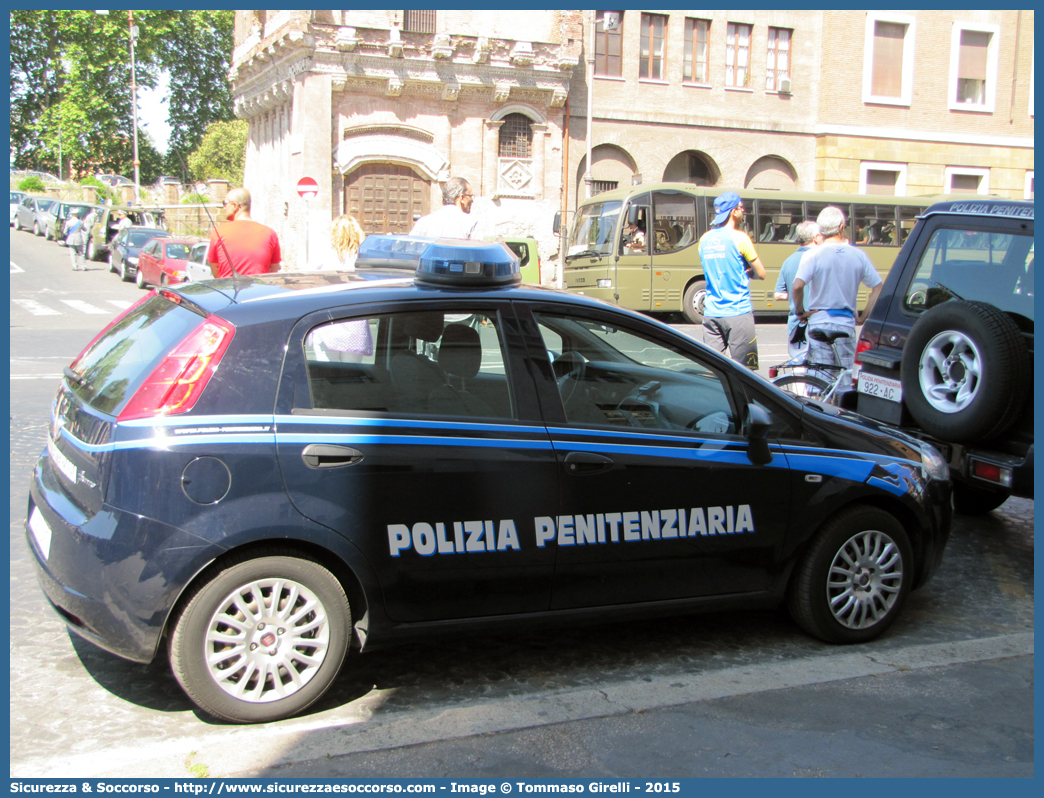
[531,122,548,198]
[483,119,504,198]
[208,180,230,220]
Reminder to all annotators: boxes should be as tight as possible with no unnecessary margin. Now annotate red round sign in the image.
[297,176,319,200]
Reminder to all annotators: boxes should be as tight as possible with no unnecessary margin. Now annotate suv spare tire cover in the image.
[900,300,1029,443]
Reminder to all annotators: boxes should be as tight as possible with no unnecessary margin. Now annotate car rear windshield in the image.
[904,228,1034,321]
[165,243,191,260]
[128,230,165,247]
[68,295,205,416]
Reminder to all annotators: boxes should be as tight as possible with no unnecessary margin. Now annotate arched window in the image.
[498,113,533,158]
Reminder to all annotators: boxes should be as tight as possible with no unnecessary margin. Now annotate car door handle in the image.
[563,451,614,475]
[301,444,364,469]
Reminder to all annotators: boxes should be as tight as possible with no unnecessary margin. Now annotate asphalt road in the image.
[8,229,1034,779]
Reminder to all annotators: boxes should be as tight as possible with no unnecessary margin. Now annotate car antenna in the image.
[174,152,243,289]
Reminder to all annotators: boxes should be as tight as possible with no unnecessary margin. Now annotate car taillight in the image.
[117,315,236,421]
[854,337,873,365]
[69,291,157,372]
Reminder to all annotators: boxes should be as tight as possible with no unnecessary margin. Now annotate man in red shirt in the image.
[207,187,282,278]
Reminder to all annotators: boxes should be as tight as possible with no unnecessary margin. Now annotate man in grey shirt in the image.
[774,220,821,361]
[792,206,883,370]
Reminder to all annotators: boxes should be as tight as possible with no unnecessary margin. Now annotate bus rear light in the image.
[117,316,236,421]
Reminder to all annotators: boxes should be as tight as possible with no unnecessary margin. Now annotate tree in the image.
[187,120,248,185]
[9,10,234,183]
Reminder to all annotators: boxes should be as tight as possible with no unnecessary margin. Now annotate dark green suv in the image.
[855,199,1033,514]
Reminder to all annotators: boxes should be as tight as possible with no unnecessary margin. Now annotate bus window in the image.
[652,192,698,253]
[754,199,804,243]
[897,205,926,246]
[806,201,856,242]
[852,204,899,246]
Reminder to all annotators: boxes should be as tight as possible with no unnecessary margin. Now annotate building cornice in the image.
[814,124,1034,150]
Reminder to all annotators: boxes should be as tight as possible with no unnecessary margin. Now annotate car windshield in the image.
[566,201,622,258]
[165,243,191,260]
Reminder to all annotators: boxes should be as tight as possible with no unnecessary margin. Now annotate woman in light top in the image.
[307,215,373,362]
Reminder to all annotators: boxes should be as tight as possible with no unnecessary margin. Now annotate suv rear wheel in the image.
[901,301,1030,443]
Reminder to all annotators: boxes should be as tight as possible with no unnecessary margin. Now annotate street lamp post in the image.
[96,9,140,204]
[128,10,141,205]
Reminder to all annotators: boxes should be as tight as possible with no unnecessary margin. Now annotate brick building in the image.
[230,10,582,270]
[229,10,1033,274]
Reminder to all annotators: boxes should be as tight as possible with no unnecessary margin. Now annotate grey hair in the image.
[795,220,821,245]
[442,177,470,205]
[816,206,846,238]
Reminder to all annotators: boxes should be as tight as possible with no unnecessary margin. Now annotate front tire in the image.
[33,221,40,236]
[169,551,351,723]
[788,506,912,644]
[681,280,707,325]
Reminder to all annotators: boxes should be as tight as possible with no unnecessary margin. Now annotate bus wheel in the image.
[682,280,707,325]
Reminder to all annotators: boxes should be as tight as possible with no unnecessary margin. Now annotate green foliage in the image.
[17,176,47,193]
[9,10,234,182]
[187,120,248,186]
[181,191,210,205]
[80,175,117,205]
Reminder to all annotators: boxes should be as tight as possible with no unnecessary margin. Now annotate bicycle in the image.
[769,328,854,404]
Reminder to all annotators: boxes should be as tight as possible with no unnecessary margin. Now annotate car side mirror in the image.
[746,403,772,466]
[553,211,561,235]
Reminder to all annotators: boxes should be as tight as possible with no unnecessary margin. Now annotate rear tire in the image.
[108,253,116,273]
[119,258,131,282]
[681,280,707,325]
[788,506,912,644]
[169,551,351,723]
[773,374,832,401]
[135,268,146,289]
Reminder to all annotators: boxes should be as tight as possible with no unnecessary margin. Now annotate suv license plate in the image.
[858,372,903,403]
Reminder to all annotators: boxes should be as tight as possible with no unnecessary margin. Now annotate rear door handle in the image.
[563,451,614,475]
[302,444,364,469]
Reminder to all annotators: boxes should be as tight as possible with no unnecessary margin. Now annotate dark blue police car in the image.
[27,237,952,723]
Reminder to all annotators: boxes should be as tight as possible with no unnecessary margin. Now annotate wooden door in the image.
[344,164,430,235]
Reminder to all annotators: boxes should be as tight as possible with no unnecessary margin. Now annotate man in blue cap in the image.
[697,191,765,370]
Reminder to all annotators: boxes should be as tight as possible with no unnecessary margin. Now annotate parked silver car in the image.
[10,191,27,226]
[185,241,212,282]
[14,196,56,236]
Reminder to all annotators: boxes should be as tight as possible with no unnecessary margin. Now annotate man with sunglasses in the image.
[207,187,282,278]
[410,177,478,239]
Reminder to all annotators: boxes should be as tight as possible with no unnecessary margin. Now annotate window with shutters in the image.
[947,23,999,112]
[725,23,752,88]
[766,27,791,91]
[683,18,710,84]
[639,13,666,80]
[859,162,907,197]
[862,13,915,106]
[595,11,623,77]
[944,167,990,195]
[402,10,436,34]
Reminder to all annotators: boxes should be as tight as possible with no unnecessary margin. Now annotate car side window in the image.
[534,312,737,433]
[303,310,515,420]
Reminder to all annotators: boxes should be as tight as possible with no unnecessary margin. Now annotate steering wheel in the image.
[553,351,587,404]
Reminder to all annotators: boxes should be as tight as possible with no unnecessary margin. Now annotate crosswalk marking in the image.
[11,261,25,273]
[108,300,133,309]
[60,299,109,314]
[12,299,61,316]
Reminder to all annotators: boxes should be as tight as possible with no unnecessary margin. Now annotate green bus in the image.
[558,183,940,324]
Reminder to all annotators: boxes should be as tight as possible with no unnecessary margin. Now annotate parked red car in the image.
[134,238,198,288]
